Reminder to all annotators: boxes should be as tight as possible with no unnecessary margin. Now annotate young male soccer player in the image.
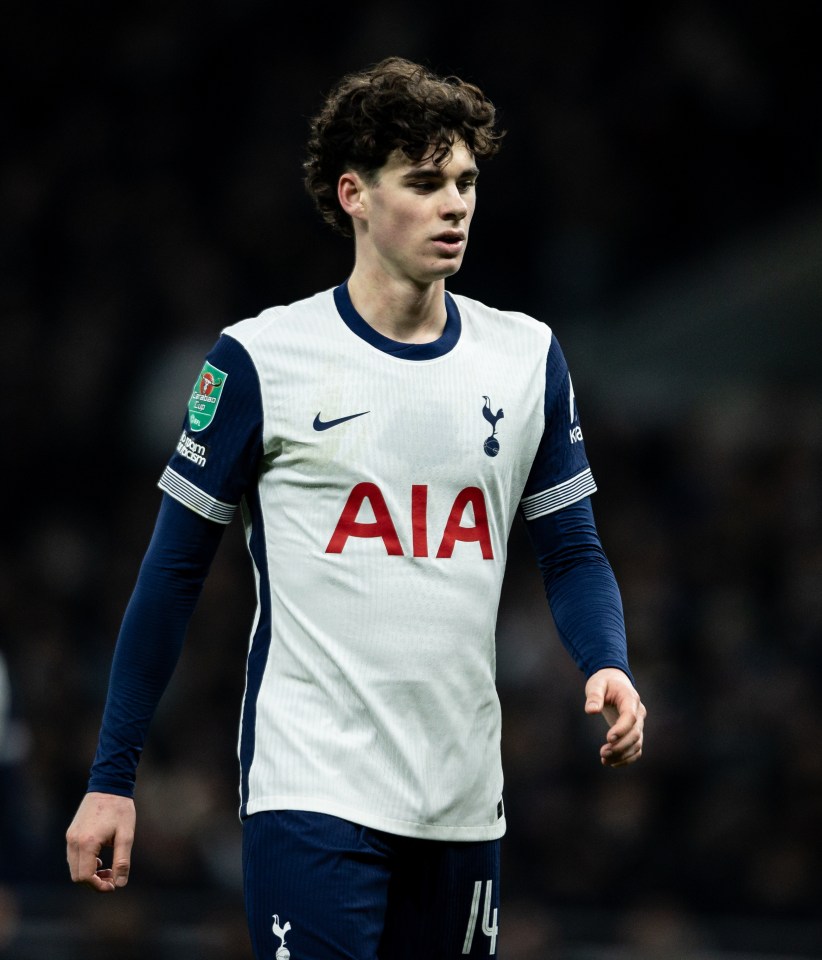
[67,57,646,958]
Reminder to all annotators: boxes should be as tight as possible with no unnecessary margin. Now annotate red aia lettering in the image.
[325,483,493,558]
[411,484,428,557]
[325,482,403,555]
[436,487,493,559]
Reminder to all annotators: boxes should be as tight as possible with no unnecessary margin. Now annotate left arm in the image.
[524,496,646,767]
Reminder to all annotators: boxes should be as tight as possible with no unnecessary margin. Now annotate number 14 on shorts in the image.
[462,879,499,954]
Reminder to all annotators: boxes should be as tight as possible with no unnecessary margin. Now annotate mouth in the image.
[431,231,466,254]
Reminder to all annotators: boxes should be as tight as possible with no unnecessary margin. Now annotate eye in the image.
[458,179,477,193]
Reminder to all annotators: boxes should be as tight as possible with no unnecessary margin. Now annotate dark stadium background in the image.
[2,3,821,957]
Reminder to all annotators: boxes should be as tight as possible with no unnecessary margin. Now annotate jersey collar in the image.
[333,280,461,360]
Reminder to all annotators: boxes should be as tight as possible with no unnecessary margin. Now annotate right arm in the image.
[66,332,263,891]
[66,494,225,890]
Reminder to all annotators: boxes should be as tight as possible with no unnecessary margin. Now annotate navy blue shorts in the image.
[242,810,501,959]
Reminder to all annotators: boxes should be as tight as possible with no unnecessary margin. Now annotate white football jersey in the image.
[158,283,596,840]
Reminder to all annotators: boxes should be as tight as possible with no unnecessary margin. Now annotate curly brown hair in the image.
[304,57,504,236]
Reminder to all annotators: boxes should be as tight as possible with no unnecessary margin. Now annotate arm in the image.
[66,494,225,891]
[524,496,646,767]
[67,332,263,890]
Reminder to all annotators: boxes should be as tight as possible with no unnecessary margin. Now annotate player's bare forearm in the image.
[584,667,646,767]
[66,791,136,892]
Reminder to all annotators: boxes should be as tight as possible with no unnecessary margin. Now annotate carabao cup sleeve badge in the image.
[188,362,228,432]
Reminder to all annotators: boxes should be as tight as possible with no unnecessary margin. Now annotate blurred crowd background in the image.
[2,2,821,957]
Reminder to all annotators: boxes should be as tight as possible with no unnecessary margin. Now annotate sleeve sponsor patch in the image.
[188,362,227,431]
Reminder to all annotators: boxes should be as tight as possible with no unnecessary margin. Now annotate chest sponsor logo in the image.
[481,396,504,457]
[188,362,227,432]
[175,431,208,467]
[326,483,493,559]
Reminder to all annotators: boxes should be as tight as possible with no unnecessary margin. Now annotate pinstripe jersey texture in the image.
[158,284,595,840]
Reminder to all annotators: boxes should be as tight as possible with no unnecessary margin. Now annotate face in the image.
[348,140,479,286]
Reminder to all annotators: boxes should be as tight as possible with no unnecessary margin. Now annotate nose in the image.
[442,184,469,221]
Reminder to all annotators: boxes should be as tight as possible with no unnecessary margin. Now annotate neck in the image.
[346,268,447,344]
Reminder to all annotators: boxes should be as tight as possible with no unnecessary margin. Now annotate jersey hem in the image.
[241,796,507,842]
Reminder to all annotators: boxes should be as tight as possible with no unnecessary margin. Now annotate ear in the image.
[338,171,368,222]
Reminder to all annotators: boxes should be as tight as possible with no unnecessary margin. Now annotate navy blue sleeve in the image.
[87,494,225,796]
[520,336,597,520]
[158,333,264,524]
[523,496,634,683]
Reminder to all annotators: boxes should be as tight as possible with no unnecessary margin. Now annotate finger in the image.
[596,690,646,767]
[66,833,116,893]
[77,858,117,891]
[69,847,116,892]
[607,694,646,739]
[111,831,134,888]
[602,736,638,763]
[605,711,638,744]
[601,726,643,763]
[602,732,641,761]
[66,833,100,885]
[602,735,642,761]
[602,744,643,767]
[83,873,117,893]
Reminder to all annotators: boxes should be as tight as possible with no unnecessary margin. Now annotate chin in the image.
[431,257,464,280]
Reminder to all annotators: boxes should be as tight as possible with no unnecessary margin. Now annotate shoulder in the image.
[449,292,554,347]
[221,287,337,348]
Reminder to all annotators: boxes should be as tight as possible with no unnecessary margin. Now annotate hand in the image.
[66,792,136,892]
[584,667,646,767]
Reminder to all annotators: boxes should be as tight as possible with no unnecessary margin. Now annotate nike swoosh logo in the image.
[313,410,370,431]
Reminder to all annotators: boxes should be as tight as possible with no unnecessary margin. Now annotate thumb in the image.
[584,678,605,715]
[111,834,134,888]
